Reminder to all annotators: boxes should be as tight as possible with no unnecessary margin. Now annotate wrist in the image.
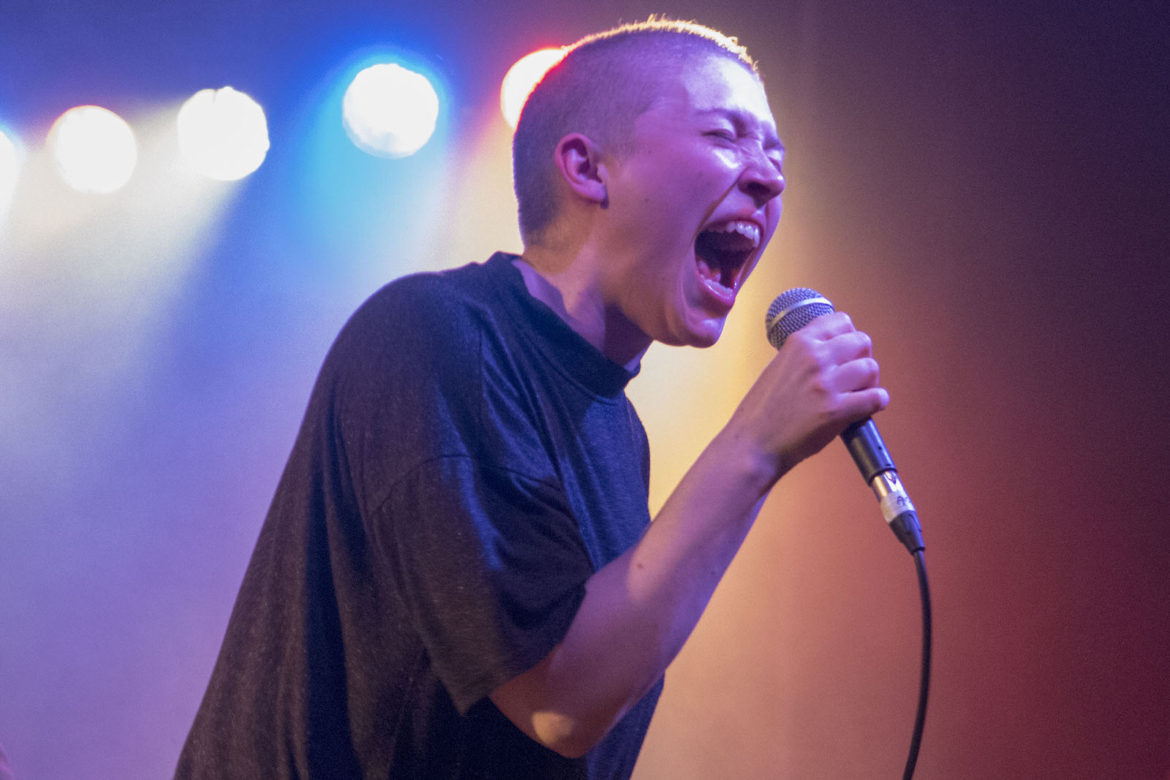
[706,424,787,499]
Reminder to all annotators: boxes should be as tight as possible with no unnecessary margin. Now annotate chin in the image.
[677,317,728,348]
[651,293,730,348]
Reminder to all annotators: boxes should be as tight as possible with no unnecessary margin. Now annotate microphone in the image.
[765,288,924,554]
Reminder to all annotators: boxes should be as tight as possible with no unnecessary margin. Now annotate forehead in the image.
[642,55,779,143]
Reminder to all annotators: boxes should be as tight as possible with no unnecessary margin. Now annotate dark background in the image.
[1,1,1167,777]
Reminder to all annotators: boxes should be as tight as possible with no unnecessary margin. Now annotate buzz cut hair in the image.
[512,18,759,245]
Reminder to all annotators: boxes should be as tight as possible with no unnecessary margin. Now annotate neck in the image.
[514,249,650,372]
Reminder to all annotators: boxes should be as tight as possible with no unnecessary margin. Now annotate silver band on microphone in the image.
[765,296,833,336]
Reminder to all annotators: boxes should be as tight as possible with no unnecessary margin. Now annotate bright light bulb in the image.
[177,86,270,181]
[342,63,439,158]
[49,105,138,194]
[500,48,566,129]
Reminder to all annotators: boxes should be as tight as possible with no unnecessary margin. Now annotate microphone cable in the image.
[904,548,931,780]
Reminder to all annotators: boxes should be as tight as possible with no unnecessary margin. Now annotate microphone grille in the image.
[765,287,835,349]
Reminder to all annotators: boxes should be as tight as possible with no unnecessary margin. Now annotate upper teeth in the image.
[712,219,761,248]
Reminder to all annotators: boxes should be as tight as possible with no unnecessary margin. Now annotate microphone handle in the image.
[842,419,925,554]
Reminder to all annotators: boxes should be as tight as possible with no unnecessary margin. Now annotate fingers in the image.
[842,385,891,418]
[796,311,858,341]
[828,356,880,393]
[788,313,870,359]
[785,315,875,380]
[823,331,873,369]
[787,310,887,408]
[822,327,887,416]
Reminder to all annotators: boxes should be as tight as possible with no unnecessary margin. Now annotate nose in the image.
[739,146,785,206]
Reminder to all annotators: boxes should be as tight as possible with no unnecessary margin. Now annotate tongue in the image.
[696,256,720,282]
[696,255,731,292]
[695,229,754,289]
[696,233,738,289]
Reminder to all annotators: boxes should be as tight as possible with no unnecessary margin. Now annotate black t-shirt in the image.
[177,253,662,779]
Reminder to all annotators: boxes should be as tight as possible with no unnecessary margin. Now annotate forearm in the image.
[491,423,779,756]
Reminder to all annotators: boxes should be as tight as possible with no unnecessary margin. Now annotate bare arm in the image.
[490,312,888,757]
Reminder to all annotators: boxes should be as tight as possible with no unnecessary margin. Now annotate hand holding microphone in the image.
[765,288,924,553]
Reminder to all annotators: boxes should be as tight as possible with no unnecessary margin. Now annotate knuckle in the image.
[794,328,818,347]
[811,345,833,370]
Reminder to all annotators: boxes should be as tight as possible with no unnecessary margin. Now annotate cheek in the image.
[663,168,714,208]
[676,146,738,192]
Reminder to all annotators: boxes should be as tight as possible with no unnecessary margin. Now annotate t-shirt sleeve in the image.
[329,274,596,714]
[375,457,593,713]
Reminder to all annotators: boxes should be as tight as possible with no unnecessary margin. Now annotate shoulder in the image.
[325,265,479,380]
[314,257,533,419]
[353,268,475,340]
[340,257,518,357]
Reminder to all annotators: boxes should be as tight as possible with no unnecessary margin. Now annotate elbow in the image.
[491,670,612,758]
[530,711,606,759]
[489,655,625,759]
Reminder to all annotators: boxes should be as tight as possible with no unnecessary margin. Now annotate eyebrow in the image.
[697,108,785,152]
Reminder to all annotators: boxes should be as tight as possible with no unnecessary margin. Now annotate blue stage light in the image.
[342,63,439,158]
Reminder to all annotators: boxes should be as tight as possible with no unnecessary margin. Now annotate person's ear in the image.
[553,133,609,208]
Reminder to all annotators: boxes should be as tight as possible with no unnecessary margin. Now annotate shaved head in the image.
[512,19,760,245]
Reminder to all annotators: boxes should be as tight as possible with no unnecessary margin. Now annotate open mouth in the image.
[694,219,761,293]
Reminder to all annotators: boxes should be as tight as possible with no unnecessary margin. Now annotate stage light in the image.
[500,48,566,129]
[342,63,439,158]
[177,87,270,181]
[48,106,138,194]
[0,126,21,217]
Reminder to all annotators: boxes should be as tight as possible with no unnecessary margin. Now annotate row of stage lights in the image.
[0,47,566,202]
